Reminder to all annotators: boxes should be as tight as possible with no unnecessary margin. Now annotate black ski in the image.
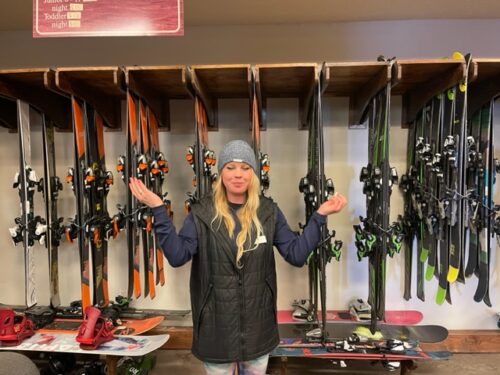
[298,65,342,341]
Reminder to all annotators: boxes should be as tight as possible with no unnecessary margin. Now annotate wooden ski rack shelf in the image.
[0,69,71,130]
[468,58,500,115]
[392,59,474,126]
[323,61,392,127]
[49,67,125,129]
[184,64,252,130]
[253,63,317,130]
[123,66,190,131]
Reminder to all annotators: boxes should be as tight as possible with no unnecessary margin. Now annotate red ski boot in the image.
[76,306,114,350]
[0,308,35,346]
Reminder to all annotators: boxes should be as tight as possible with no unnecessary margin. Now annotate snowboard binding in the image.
[0,308,35,346]
[76,306,114,350]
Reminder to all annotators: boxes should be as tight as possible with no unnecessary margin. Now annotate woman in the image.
[129,140,347,375]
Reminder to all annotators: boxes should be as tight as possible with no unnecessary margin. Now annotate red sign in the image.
[33,0,183,38]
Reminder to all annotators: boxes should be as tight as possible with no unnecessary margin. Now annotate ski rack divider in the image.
[392,59,471,126]
[48,67,125,129]
[122,66,191,130]
[468,59,500,116]
[0,69,71,130]
[323,61,392,127]
[253,63,317,130]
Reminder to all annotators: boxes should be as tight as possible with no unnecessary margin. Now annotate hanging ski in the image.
[9,100,44,308]
[298,65,342,341]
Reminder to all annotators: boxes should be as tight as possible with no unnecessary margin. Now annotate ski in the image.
[66,96,91,311]
[9,100,44,308]
[354,59,399,331]
[146,106,171,288]
[473,100,494,306]
[185,96,216,208]
[250,67,270,195]
[39,114,64,308]
[116,91,143,300]
[66,97,114,309]
[298,65,342,340]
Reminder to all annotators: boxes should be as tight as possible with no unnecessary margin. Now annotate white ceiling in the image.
[2,0,500,31]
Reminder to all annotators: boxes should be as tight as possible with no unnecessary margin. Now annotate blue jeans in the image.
[203,353,269,375]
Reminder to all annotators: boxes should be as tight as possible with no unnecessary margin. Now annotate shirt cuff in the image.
[312,211,327,224]
[152,205,170,222]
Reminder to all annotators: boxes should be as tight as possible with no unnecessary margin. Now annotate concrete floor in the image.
[151,351,500,374]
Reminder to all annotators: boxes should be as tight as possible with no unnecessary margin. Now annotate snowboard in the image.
[0,332,169,357]
[277,310,423,325]
[38,316,164,336]
[271,346,451,361]
[279,322,448,344]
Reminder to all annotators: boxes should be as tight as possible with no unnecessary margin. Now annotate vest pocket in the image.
[265,278,277,324]
[197,283,213,337]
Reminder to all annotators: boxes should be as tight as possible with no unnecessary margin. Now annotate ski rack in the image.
[122,65,191,130]
[392,59,473,126]
[468,59,500,115]
[48,67,125,129]
[253,63,317,130]
[322,61,393,127]
[0,69,71,130]
[0,70,71,309]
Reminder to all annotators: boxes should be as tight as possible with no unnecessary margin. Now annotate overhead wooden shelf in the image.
[0,95,17,130]
[0,69,71,130]
[182,64,252,129]
[392,59,471,125]
[324,62,392,126]
[254,63,318,129]
[124,66,189,130]
[50,67,125,129]
[468,58,500,116]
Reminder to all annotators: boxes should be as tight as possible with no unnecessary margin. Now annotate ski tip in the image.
[425,265,435,281]
[436,286,446,305]
[451,51,464,61]
[419,249,429,263]
[447,267,459,283]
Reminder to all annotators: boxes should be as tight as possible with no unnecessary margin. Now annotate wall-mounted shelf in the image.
[392,59,473,125]
[323,61,392,126]
[254,63,317,129]
[49,67,125,129]
[123,66,190,130]
[0,69,71,130]
[468,58,500,115]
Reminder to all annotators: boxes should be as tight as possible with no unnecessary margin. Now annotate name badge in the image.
[255,235,267,245]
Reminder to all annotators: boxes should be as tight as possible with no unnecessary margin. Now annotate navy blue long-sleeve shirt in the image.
[152,202,326,268]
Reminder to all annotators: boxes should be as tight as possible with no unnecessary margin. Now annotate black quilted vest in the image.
[189,195,279,363]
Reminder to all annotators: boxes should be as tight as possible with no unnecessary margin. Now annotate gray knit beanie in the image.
[217,140,257,173]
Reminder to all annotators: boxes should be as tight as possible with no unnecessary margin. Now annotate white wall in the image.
[0,19,499,329]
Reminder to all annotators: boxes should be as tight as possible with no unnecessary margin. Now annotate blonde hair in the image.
[211,171,263,268]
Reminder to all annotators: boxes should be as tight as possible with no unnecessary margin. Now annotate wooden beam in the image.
[54,67,124,129]
[183,66,218,130]
[0,69,71,130]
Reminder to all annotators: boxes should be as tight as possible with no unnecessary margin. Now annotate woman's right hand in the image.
[129,177,164,208]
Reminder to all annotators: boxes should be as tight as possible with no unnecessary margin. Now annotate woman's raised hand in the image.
[129,177,164,208]
[316,193,347,216]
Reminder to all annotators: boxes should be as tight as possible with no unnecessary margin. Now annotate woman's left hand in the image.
[317,193,347,216]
